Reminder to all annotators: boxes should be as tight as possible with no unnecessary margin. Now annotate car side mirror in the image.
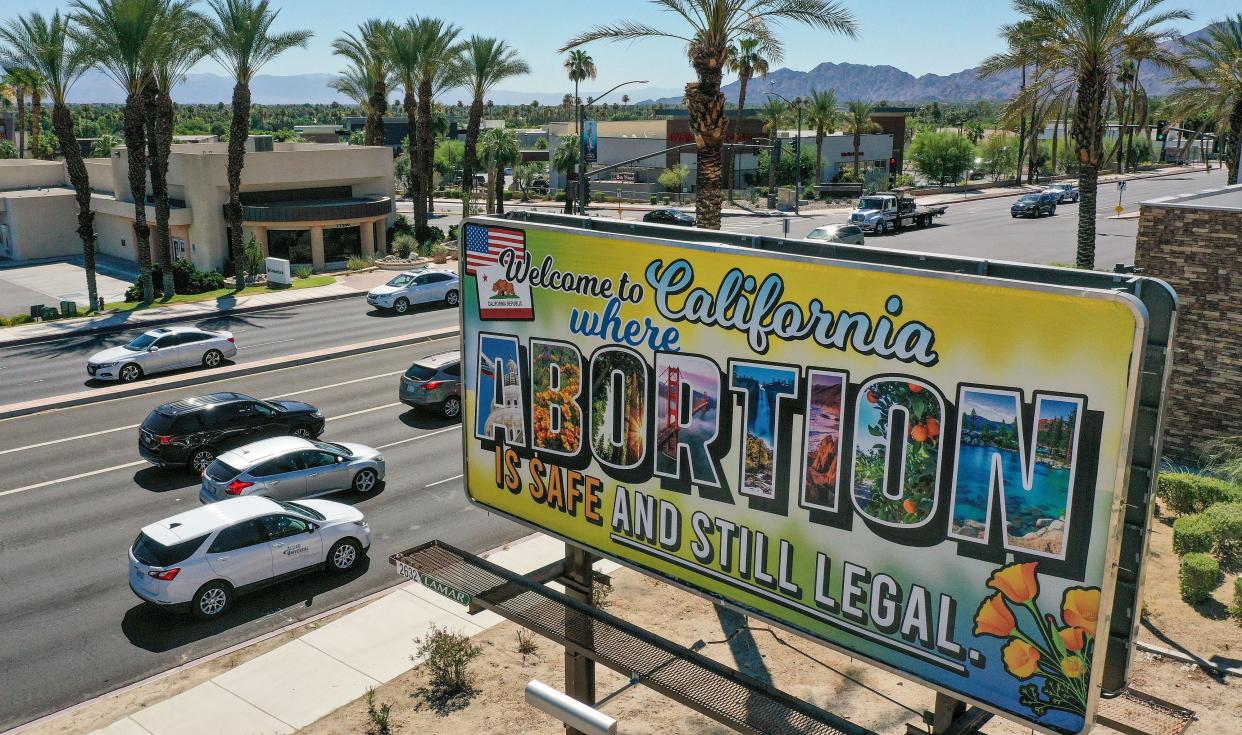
[148,346,159,352]
[337,456,346,463]
[307,524,317,534]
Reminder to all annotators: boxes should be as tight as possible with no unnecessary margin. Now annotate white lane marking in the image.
[377,425,459,449]
[425,473,463,488]
[0,423,143,456]
[326,402,403,421]
[0,461,147,498]
[239,338,297,349]
[268,371,405,398]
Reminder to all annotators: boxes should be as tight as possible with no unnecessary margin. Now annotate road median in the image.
[0,326,459,421]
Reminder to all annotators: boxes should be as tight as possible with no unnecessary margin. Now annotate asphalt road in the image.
[0,296,460,406]
[0,341,528,731]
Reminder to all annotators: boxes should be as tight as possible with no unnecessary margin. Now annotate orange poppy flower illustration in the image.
[1060,656,1086,679]
[1002,639,1041,679]
[1058,626,1085,652]
[1062,588,1100,637]
[987,561,1040,604]
[973,593,1016,638]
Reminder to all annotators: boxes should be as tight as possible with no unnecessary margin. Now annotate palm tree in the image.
[3,67,34,157]
[979,19,1053,184]
[965,120,986,145]
[842,100,880,176]
[385,20,424,214]
[329,63,390,119]
[0,11,98,308]
[562,1,856,229]
[71,0,176,305]
[757,97,787,135]
[552,133,579,214]
[805,88,839,184]
[1167,15,1242,185]
[458,37,529,206]
[725,37,773,198]
[27,70,43,159]
[1014,0,1191,269]
[407,17,462,242]
[563,49,596,117]
[478,127,519,215]
[205,0,311,288]
[148,8,208,296]
[621,93,629,110]
[332,20,392,148]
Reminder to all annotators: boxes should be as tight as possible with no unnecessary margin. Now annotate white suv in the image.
[367,269,460,313]
[128,496,371,620]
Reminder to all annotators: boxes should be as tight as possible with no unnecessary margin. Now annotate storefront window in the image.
[323,225,361,262]
[268,229,312,264]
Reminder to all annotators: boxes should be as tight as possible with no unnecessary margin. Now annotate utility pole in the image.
[577,80,647,217]
[767,90,803,215]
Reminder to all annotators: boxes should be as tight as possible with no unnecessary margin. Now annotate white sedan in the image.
[367,269,460,314]
[129,496,370,619]
[87,326,236,383]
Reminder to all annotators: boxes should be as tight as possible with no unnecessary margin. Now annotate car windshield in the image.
[132,532,207,567]
[311,439,349,455]
[276,500,326,520]
[204,459,243,481]
[808,228,835,238]
[858,197,886,210]
[1018,195,1041,203]
[405,363,436,380]
[386,274,415,287]
[124,333,160,351]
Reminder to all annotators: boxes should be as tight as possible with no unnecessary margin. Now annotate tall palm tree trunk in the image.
[365,81,387,147]
[815,131,825,186]
[685,46,725,229]
[123,91,154,304]
[414,79,434,241]
[852,132,861,176]
[52,102,98,310]
[462,97,484,200]
[1125,63,1141,172]
[1015,67,1027,183]
[494,161,505,215]
[1073,69,1108,270]
[15,91,25,158]
[731,74,750,199]
[146,85,174,297]
[30,90,41,159]
[225,81,250,287]
[403,89,418,204]
[1226,100,1242,186]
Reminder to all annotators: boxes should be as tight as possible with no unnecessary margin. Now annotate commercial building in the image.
[0,138,394,272]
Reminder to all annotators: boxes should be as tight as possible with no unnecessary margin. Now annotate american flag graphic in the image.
[464,224,525,274]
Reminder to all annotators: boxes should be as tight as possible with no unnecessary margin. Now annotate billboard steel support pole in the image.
[563,543,597,735]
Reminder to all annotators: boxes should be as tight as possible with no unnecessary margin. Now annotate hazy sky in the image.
[9,0,1230,93]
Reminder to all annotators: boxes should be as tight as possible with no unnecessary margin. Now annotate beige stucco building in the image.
[0,139,394,272]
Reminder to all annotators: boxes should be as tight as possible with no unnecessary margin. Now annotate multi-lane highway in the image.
[0,341,526,731]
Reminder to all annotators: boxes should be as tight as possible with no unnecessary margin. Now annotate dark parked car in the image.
[643,209,696,226]
[139,392,326,472]
[1011,192,1058,218]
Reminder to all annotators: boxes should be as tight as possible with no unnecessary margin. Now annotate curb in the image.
[1135,640,1242,678]
[0,289,366,350]
[0,326,458,421]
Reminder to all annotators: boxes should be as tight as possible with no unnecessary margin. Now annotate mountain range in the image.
[644,22,1218,106]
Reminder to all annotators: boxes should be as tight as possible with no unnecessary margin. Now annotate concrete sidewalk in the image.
[76,533,617,735]
[0,270,395,349]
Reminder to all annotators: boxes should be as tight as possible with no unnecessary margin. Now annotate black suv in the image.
[139,392,326,472]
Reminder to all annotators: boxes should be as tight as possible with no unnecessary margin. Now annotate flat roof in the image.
[1142,184,1242,212]
[0,159,63,168]
[0,186,75,198]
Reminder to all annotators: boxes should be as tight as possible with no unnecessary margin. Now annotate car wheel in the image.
[442,396,461,419]
[327,538,362,573]
[188,447,216,473]
[290,425,313,440]
[191,581,231,620]
[393,297,410,314]
[202,349,223,368]
[352,468,379,493]
[119,363,142,383]
[444,289,459,307]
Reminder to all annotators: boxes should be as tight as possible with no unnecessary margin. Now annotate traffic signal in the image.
[1156,120,1167,142]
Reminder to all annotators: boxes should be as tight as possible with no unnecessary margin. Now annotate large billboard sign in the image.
[459,217,1152,735]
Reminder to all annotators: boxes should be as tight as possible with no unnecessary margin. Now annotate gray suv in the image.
[399,351,461,419]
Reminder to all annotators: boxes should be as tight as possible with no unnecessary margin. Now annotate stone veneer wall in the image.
[1135,200,1242,460]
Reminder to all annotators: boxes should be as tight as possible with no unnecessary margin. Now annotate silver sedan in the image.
[88,326,237,383]
[200,436,385,503]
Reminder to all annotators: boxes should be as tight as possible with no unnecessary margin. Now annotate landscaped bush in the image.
[1172,514,1214,556]
[1178,552,1220,603]
[346,256,371,271]
[125,259,226,301]
[1203,501,1242,548]
[3,313,33,326]
[649,194,658,204]
[1230,578,1242,622]
[894,173,916,188]
[293,264,314,279]
[554,192,566,202]
[1157,472,1241,514]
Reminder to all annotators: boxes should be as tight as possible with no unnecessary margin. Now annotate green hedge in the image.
[1172,514,1214,556]
[1156,472,1242,514]
[1202,502,1242,547]
[1178,552,1220,603]
[1231,577,1242,622]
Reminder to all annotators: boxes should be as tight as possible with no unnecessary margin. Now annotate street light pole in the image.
[577,79,648,217]
[767,89,803,215]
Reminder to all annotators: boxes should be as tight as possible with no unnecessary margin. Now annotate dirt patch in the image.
[302,551,1240,735]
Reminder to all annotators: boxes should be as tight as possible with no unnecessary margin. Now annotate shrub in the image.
[592,580,613,608]
[1203,501,1242,548]
[515,629,539,659]
[802,186,817,200]
[393,233,418,259]
[346,256,371,271]
[1172,514,1214,556]
[649,194,658,204]
[431,253,447,264]
[554,192,566,202]
[242,237,264,278]
[412,625,480,714]
[293,264,314,279]
[364,688,392,735]
[188,270,226,292]
[446,224,459,243]
[417,239,436,257]
[1157,472,1240,514]
[1230,578,1242,622]
[1179,552,1220,603]
[5,313,33,326]
[894,173,916,188]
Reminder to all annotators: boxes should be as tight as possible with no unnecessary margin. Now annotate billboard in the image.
[459,217,1150,735]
